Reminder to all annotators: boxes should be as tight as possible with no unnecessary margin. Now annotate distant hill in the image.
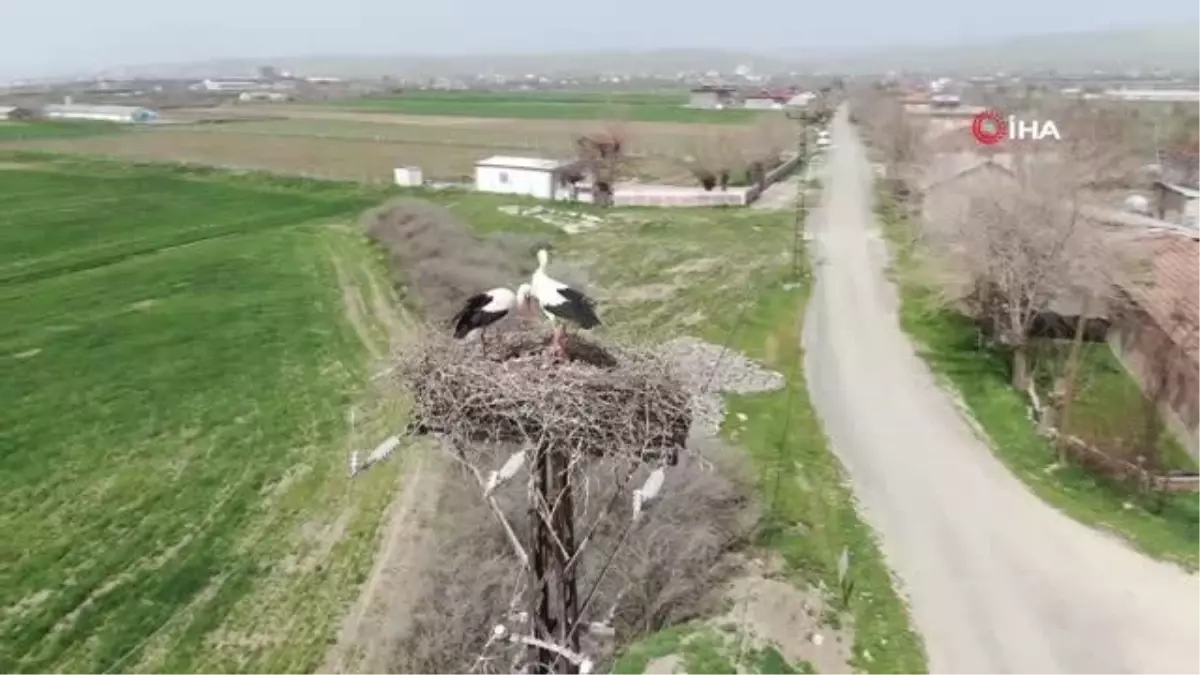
[101,23,1199,80]
[808,24,1200,74]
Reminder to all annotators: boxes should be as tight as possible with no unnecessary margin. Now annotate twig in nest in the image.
[399,326,692,466]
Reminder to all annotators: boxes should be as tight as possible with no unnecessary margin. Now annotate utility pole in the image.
[786,109,811,281]
[527,442,580,674]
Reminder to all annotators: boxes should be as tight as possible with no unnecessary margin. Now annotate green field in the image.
[0,161,412,672]
[334,90,763,123]
[0,121,122,142]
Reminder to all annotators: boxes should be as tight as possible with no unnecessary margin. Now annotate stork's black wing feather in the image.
[545,287,601,329]
[451,292,494,338]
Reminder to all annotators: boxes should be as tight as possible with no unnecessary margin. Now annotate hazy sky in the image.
[1,0,1197,78]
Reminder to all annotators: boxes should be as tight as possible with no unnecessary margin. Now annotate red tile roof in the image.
[1110,230,1200,362]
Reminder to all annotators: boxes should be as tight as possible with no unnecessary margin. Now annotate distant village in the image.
[1,61,1197,123]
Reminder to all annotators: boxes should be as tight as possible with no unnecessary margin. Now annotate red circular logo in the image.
[971,109,1007,145]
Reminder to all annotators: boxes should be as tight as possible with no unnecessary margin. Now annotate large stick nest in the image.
[401,327,691,464]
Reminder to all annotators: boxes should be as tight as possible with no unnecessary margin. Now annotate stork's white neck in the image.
[536,249,549,272]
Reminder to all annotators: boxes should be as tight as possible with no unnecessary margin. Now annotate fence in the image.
[743,151,806,205]
[555,152,804,208]
[1024,383,1199,493]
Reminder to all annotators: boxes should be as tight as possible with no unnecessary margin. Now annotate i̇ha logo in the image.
[971,109,1061,145]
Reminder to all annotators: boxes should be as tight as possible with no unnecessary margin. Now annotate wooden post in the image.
[548,445,580,674]
[528,443,554,673]
[526,442,580,674]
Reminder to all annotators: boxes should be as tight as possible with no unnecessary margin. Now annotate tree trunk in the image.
[1011,345,1030,390]
[594,181,613,208]
[1056,294,1092,463]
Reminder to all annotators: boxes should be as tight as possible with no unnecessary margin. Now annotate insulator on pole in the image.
[484,449,526,497]
[639,468,665,503]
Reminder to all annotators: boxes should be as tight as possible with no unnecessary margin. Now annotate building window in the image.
[498,171,509,184]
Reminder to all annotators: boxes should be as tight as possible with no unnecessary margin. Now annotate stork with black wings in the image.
[529,248,601,361]
[451,283,533,357]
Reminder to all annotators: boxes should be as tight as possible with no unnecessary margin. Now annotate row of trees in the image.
[680,100,834,192]
[564,97,838,204]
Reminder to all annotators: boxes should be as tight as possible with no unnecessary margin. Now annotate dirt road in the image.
[802,108,1199,673]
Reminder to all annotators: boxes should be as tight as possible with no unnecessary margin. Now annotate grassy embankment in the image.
[874,190,1198,570]
[560,202,926,673]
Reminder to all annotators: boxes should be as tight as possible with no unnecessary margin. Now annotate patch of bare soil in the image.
[321,234,433,673]
[667,257,722,276]
[330,255,385,360]
[644,654,684,674]
[257,107,513,127]
[617,282,681,303]
[321,447,445,674]
[716,561,854,674]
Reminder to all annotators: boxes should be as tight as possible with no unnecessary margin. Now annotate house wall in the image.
[1152,184,1190,222]
[45,111,131,123]
[690,91,720,108]
[44,107,155,123]
[474,165,555,199]
[744,98,782,110]
[1187,200,1199,229]
[743,151,806,204]
[1108,309,1200,457]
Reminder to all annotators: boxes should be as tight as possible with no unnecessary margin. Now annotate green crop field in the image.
[0,161,413,672]
[0,121,122,142]
[332,90,763,123]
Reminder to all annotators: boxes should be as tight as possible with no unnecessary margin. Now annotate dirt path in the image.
[321,236,439,673]
[802,107,1200,673]
[321,447,443,673]
[330,256,386,360]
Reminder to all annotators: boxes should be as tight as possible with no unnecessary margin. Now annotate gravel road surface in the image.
[802,107,1199,674]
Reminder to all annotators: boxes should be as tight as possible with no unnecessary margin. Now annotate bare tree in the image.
[854,92,924,201]
[576,124,631,208]
[1051,101,1145,192]
[744,114,793,189]
[1160,105,1199,186]
[683,130,746,192]
[933,164,1110,389]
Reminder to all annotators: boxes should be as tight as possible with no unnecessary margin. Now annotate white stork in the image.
[452,283,533,356]
[530,249,600,360]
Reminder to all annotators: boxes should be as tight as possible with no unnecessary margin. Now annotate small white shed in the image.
[474,156,573,200]
[393,166,423,187]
